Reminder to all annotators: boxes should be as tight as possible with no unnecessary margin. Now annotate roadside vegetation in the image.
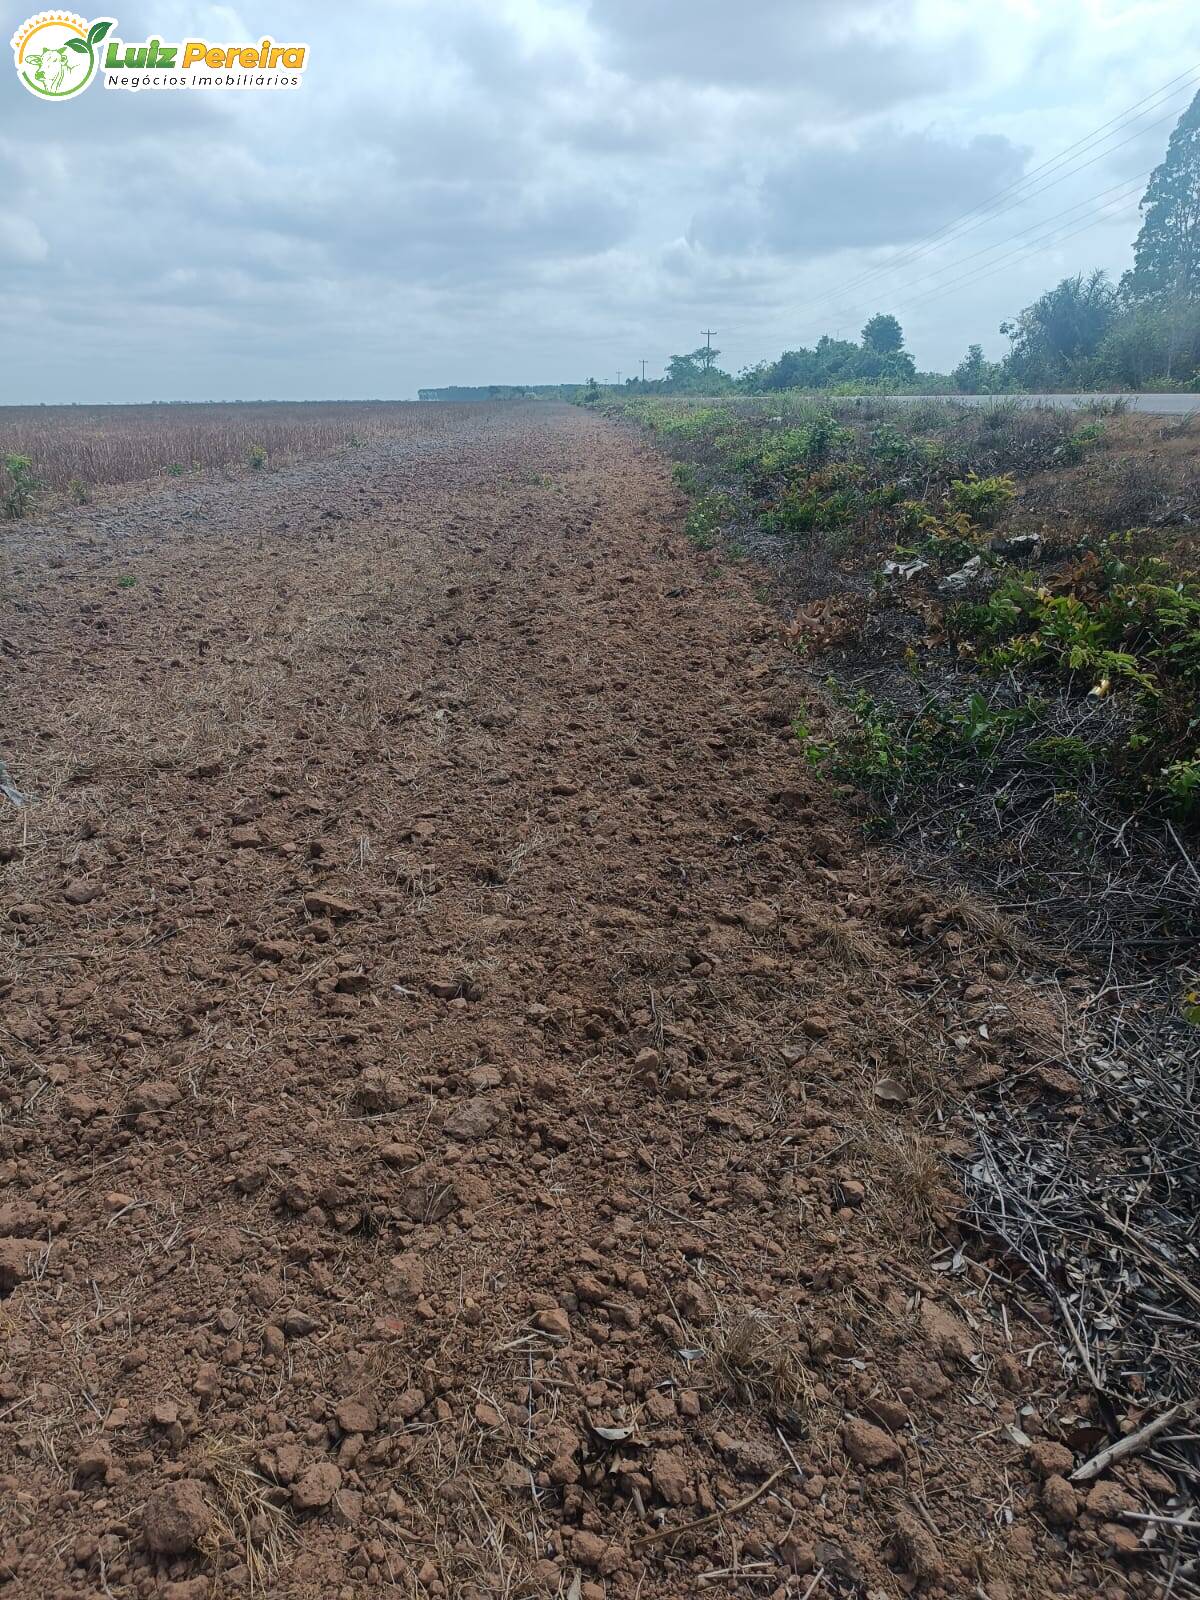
[602,389,1200,954]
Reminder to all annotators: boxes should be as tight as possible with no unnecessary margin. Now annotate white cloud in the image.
[0,214,48,264]
[0,0,1197,398]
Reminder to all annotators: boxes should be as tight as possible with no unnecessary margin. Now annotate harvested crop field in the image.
[0,403,1184,1599]
[0,402,430,497]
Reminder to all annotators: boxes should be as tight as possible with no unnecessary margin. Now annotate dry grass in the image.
[854,1111,946,1243]
[196,1438,294,1593]
[935,888,1050,969]
[806,909,893,974]
[709,1302,814,1429]
[0,400,437,497]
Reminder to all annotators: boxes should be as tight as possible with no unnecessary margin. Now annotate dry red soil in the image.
[0,406,1161,1598]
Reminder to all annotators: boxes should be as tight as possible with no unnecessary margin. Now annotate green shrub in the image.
[980,399,1022,430]
[247,443,268,470]
[950,562,1200,813]
[68,477,90,505]
[1163,758,1200,814]
[2,454,38,520]
[867,423,913,468]
[1027,734,1095,772]
[945,471,1016,524]
[1060,420,1106,463]
[684,490,733,550]
[764,466,863,540]
[797,688,1040,824]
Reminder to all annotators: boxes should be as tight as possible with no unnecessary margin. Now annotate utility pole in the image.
[640,359,647,382]
[700,329,717,370]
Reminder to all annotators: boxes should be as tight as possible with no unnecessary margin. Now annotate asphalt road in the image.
[878,392,1198,415]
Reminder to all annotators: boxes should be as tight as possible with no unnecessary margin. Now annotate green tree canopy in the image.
[664,349,734,393]
[860,313,905,355]
[1126,89,1200,304]
[1001,270,1117,386]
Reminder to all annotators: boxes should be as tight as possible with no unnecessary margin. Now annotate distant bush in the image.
[2,454,38,520]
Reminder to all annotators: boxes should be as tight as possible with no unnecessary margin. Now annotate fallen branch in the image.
[633,1467,790,1549]
[1071,1403,1195,1484]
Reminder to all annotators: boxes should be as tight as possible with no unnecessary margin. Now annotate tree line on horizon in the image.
[585,90,1200,400]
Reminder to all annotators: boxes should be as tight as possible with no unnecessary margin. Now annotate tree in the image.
[1002,271,1117,386]
[952,343,1008,393]
[1125,90,1200,304]
[664,349,733,393]
[953,344,986,392]
[666,351,705,388]
[1097,301,1200,388]
[860,313,905,356]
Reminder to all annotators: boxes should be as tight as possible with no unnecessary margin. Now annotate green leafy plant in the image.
[68,476,90,505]
[68,18,112,57]
[2,454,38,520]
[945,471,1016,525]
[763,463,865,543]
[1161,757,1200,814]
[246,443,268,470]
[790,716,834,766]
[684,490,733,550]
[866,423,914,468]
[1059,420,1106,463]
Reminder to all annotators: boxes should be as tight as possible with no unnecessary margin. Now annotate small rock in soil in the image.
[143,1479,213,1554]
[292,1462,342,1511]
[1042,1475,1079,1527]
[842,1417,902,1468]
[444,1095,500,1139]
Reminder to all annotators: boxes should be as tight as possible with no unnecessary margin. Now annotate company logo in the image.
[11,13,309,96]
[11,13,113,99]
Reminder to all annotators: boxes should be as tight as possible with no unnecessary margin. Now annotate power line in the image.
[797,66,1200,330]
[878,179,1147,322]
[805,166,1154,336]
[805,67,1199,315]
[796,97,1189,345]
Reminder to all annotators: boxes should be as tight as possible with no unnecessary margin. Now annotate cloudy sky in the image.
[3,0,1198,401]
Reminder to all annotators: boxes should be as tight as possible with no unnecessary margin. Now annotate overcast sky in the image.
[3,0,1199,401]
